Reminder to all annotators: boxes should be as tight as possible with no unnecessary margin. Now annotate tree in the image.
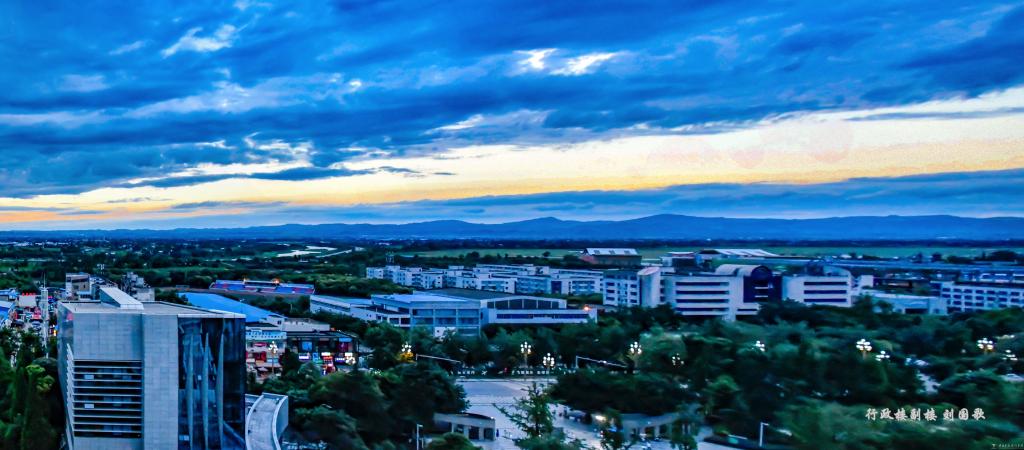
[497,383,554,440]
[293,406,368,450]
[278,348,301,376]
[425,432,478,450]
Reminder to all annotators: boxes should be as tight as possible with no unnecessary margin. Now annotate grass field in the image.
[412,246,1024,259]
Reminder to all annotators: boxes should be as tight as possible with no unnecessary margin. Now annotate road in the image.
[457,378,732,450]
[247,394,286,450]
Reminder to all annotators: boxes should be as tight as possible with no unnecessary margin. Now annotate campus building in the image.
[208,279,315,295]
[367,264,603,296]
[57,288,247,450]
[940,281,1024,312]
[316,289,595,335]
[579,248,642,266]
[602,265,776,320]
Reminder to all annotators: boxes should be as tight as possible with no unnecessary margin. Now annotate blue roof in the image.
[179,293,283,323]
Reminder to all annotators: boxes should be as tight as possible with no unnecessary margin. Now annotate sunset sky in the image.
[1,1,1023,229]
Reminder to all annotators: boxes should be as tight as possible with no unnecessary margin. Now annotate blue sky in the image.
[0,1,1023,228]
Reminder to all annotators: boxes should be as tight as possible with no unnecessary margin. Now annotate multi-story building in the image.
[602,265,777,320]
[941,281,1024,312]
[781,275,856,307]
[322,289,596,335]
[368,264,603,296]
[351,292,482,336]
[57,287,247,449]
[120,272,155,302]
[65,272,92,300]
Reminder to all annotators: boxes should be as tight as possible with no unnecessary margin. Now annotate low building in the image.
[285,330,356,371]
[209,279,315,295]
[695,248,780,265]
[862,290,947,315]
[941,281,1024,312]
[180,292,285,328]
[309,294,373,316]
[580,248,642,267]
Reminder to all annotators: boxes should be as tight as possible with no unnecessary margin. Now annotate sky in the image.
[1,0,1023,229]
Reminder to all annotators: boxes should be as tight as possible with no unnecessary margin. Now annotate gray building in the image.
[58,287,247,450]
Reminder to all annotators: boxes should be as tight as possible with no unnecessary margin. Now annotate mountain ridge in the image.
[1,214,1022,240]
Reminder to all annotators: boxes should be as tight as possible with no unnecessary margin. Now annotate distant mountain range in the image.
[1,215,1022,241]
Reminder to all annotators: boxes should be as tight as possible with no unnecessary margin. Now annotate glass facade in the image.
[177,316,246,450]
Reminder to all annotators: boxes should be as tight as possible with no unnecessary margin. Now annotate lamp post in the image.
[520,342,532,373]
[268,342,279,377]
[856,339,872,359]
[875,350,891,362]
[401,342,413,362]
[977,338,995,354]
[753,340,766,353]
[670,353,683,367]
[543,353,556,372]
[627,341,642,373]
[1003,350,1018,362]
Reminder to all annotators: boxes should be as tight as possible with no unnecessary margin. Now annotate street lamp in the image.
[520,342,532,370]
[268,342,279,377]
[543,353,556,370]
[1003,350,1018,362]
[753,340,766,353]
[401,343,413,361]
[875,350,891,362]
[977,338,995,354]
[856,339,872,359]
[627,341,643,373]
[670,353,683,367]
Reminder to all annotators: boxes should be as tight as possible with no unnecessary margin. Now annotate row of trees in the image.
[0,329,63,450]
[251,355,468,449]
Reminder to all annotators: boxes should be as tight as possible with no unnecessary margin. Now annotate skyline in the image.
[2,1,1024,229]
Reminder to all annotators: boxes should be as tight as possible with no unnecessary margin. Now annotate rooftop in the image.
[422,288,514,300]
[61,300,238,318]
[585,248,639,256]
[180,292,284,323]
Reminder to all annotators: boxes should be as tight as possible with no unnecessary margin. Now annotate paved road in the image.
[247,394,285,450]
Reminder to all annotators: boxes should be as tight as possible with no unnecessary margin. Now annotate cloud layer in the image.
[0,1,1022,227]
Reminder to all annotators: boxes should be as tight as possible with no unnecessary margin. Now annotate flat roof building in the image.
[58,288,247,450]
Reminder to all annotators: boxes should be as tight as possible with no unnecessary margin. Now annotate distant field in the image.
[412,246,1024,259]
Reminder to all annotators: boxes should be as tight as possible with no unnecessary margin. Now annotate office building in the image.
[781,275,856,307]
[941,281,1024,312]
[366,264,603,296]
[603,265,775,320]
[58,288,246,449]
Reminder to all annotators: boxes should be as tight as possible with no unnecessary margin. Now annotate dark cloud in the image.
[0,0,1021,200]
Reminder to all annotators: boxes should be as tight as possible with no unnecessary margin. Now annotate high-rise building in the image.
[57,286,246,449]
